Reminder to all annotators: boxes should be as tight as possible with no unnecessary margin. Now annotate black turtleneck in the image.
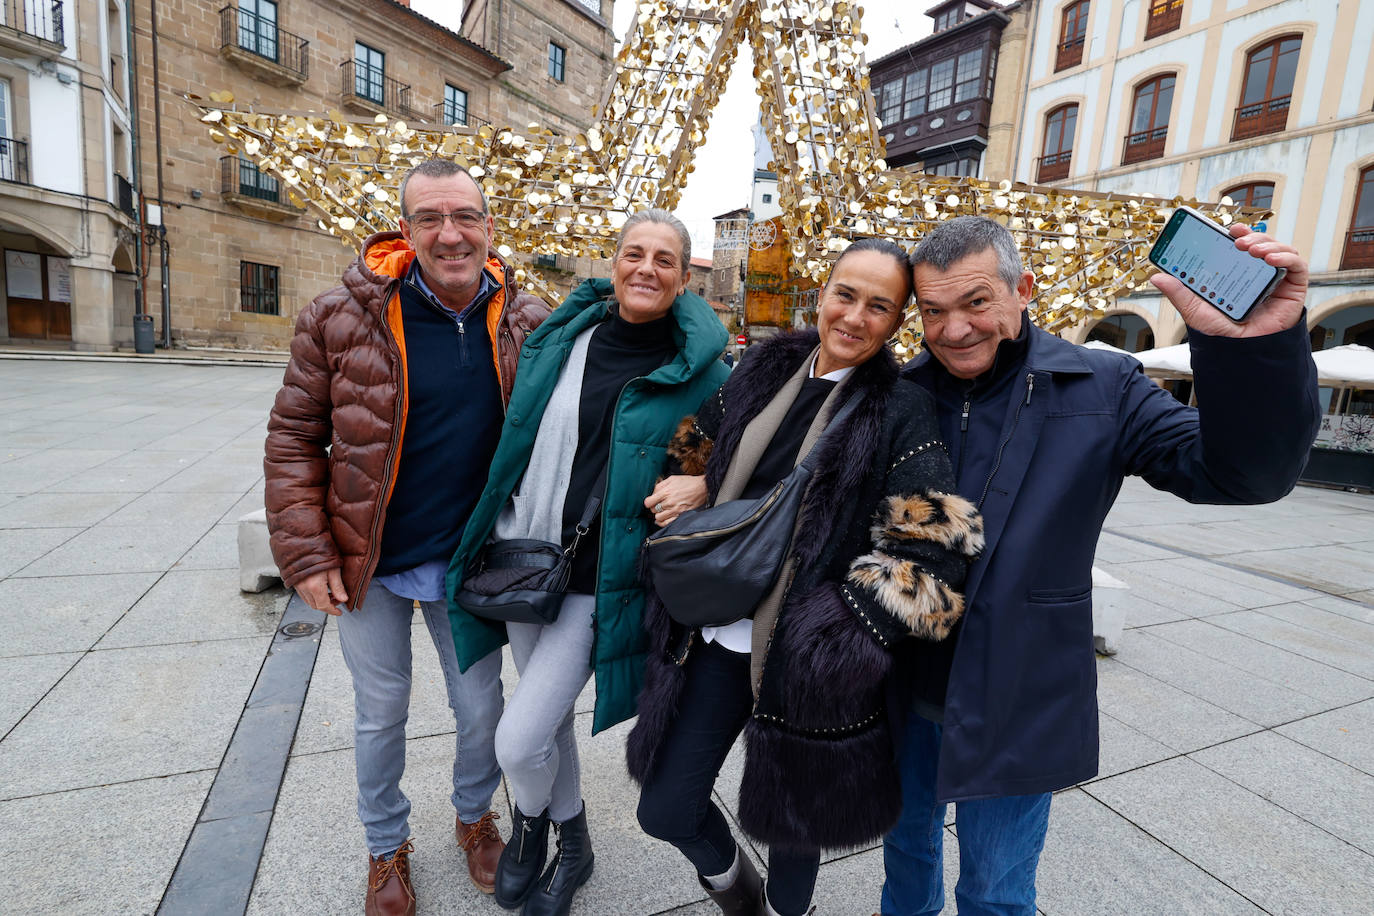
[561,309,678,593]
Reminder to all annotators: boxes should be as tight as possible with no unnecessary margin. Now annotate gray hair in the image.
[615,208,691,273]
[909,216,1024,291]
[398,159,488,217]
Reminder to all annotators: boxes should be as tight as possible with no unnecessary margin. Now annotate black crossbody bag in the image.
[456,465,608,626]
[643,393,862,629]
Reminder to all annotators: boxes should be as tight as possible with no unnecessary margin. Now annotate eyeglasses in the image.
[405,209,487,233]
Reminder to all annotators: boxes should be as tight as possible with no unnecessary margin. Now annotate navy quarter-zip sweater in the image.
[375,268,503,576]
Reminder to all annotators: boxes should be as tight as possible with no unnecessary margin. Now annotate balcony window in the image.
[240,261,280,315]
[354,41,384,104]
[1145,0,1183,40]
[927,154,981,177]
[1341,166,1374,271]
[1233,35,1299,141]
[928,58,955,111]
[1037,103,1077,182]
[1056,1,1089,71]
[548,42,566,82]
[236,0,277,61]
[953,48,986,103]
[1222,182,1274,212]
[443,84,468,125]
[878,77,902,124]
[1123,74,1173,165]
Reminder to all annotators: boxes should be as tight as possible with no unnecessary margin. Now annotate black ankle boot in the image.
[699,847,762,915]
[522,805,594,916]
[494,805,549,910]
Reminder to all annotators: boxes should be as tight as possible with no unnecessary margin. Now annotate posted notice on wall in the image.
[47,256,72,302]
[4,250,43,300]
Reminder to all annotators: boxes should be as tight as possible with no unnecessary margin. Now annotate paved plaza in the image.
[1,355,1373,915]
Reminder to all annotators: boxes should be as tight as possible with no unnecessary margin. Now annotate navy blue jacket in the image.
[903,317,1319,801]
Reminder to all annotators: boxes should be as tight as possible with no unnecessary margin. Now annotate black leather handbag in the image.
[643,393,861,629]
[456,467,607,625]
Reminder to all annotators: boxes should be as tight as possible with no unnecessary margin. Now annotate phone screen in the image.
[1149,208,1282,321]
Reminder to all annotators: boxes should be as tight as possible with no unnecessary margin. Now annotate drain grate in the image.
[279,620,323,638]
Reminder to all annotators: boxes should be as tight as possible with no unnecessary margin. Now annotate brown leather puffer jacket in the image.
[263,231,549,607]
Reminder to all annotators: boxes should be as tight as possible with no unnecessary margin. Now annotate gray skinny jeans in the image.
[496,592,596,822]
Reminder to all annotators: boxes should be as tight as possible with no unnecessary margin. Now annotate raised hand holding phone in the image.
[1149,218,1309,339]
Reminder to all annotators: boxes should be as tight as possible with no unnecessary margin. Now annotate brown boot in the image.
[366,840,415,916]
[457,811,505,894]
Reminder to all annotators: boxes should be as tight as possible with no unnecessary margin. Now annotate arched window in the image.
[1145,0,1184,40]
[1038,104,1077,182]
[1056,1,1089,71]
[1341,165,1374,271]
[1123,74,1174,164]
[1223,181,1275,212]
[1233,35,1300,141]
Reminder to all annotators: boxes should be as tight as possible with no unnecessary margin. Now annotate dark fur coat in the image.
[627,330,983,852]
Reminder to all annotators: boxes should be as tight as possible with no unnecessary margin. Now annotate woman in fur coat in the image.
[628,238,984,916]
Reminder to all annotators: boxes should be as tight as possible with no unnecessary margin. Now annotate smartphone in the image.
[1148,206,1285,322]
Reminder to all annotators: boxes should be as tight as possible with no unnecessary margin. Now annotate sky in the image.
[410,0,933,254]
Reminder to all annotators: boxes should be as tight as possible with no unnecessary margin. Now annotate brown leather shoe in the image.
[457,811,504,894]
[366,840,416,916]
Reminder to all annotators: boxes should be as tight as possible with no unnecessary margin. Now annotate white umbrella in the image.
[1312,344,1374,388]
[1132,343,1193,379]
[1080,340,1139,359]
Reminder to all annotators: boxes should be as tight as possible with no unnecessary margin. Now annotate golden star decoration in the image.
[195,1,1267,357]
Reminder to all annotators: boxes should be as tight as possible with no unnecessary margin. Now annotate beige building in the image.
[130,0,615,351]
[990,0,1373,361]
[0,0,139,350]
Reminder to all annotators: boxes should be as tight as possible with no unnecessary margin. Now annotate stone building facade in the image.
[130,0,616,351]
[0,0,139,350]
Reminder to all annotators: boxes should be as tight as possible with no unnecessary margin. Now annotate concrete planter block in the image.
[237,508,280,593]
[1093,566,1129,655]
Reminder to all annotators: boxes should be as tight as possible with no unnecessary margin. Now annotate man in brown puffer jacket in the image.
[264,159,549,916]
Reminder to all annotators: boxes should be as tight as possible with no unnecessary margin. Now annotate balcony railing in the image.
[1340,227,1374,272]
[116,173,135,217]
[1231,95,1290,142]
[221,155,280,203]
[218,6,308,83]
[1144,1,1184,40]
[1122,126,1167,164]
[0,0,64,47]
[1055,34,1084,71]
[341,60,419,118]
[432,101,490,128]
[1036,150,1072,183]
[0,136,29,183]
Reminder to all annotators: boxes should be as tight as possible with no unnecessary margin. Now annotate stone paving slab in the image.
[1085,757,1374,915]
[13,520,214,577]
[1207,608,1374,680]
[0,571,159,656]
[0,526,82,578]
[1277,699,1374,777]
[96,569,287,649]
[1223,542,1374,595]
[1095,657,1260,753]
[0,651,79,735]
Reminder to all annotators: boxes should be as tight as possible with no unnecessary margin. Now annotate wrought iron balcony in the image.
[0,0,64,50]
[1231,95,1290,142]
[1122,126,1167,165]
[219,6,308,85]
[341,60,420,119]
[0,136,29,184]
[1340,227,1374,272]
[1055,34,1084,71]
[432,101,490,128]
[1036,150,1072,183]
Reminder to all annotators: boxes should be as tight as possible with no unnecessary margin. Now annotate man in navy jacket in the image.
[881,216,1319,915]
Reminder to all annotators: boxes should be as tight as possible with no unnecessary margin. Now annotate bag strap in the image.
[564,462,609,557]
[797,390,865,472]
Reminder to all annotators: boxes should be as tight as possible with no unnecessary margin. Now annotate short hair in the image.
[831,236,913,305]
[615,208,691,272]
[909,216,1025,291]
[398,159,488,217]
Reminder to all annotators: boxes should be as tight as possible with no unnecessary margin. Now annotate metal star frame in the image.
[195,0,1266,354]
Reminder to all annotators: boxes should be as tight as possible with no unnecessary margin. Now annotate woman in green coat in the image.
[445,209,730,916]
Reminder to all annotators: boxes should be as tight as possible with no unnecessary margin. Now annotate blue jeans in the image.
[880,713,1051,916]
[335,581,504,856]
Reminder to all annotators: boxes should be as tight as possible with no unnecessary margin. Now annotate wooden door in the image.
[5,250,72,341]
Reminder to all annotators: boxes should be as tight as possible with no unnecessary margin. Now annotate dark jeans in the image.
[636,640,821,916]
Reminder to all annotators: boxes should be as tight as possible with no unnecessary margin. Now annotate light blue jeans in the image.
[496,593,596,823]
[881,714,1052,916]
[335,581,504,857]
